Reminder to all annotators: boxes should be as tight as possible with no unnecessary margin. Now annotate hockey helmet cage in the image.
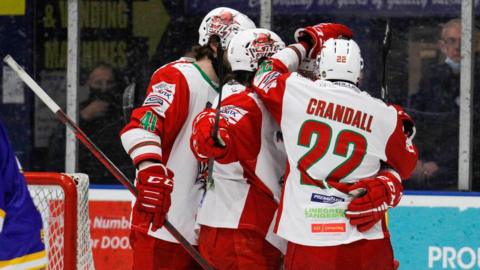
[198,7,256,50]
[315,38,363,84]
[227,28,285,72]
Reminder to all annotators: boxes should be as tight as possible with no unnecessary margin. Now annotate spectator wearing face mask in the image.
[408,18,480,190]
[79,64,120,122]
[47,63,134,184]
[78,64,124,133]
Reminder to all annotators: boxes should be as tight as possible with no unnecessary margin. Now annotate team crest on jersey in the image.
[246,33,282,63]
[220,105,247,124]
[152,81,176,104]
[206,10,240,41]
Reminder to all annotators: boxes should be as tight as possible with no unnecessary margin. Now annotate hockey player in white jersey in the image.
[120,7,255,270]
[189,28,287,269]
[252,27,418,269]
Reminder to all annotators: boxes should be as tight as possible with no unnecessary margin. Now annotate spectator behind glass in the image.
[48,63,134,184]
[80,64,118,122]
[408,18,480,190]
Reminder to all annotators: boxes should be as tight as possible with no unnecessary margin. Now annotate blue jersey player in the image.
[0,120,46,269]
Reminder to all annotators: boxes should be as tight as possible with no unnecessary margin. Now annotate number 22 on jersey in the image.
[297,119,367,188]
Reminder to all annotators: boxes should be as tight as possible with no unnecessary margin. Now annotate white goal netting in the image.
[27,173,95,270]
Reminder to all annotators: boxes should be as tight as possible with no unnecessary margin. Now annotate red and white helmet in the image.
[198,7,256,50]
[227,28,285,71]
[316,38,363,84]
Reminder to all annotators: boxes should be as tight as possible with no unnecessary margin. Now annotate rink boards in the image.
[88,188,480,270]
[391,192,480,270]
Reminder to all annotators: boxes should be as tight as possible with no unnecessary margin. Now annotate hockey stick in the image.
[3,55,214,270]
[381,19,392,102]
[206,41,226,187]
[347,22,391,199]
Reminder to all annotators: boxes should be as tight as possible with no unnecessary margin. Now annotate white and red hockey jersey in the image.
[121,60,218,244]
[252,46,418,247]
[194,82,287,252]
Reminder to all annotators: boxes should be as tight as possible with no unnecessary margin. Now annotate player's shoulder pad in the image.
[151,61,185,81]
[313,78,339,89]
[169,61,197,76]
[222,87,256,107]
[145,64,187,117]
[221,81,247,100]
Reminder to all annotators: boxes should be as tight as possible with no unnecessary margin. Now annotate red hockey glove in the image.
[132,163,174,233]
[190,109,231,161]
[344,170,403,232]
[294,23,353,59]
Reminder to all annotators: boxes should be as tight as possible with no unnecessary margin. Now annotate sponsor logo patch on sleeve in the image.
[143,92,173,117]
[143,93,164,106]
[152,81,176,104]
[220,105,247,124]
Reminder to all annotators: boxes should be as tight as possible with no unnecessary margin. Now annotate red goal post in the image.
[25,172,95,270]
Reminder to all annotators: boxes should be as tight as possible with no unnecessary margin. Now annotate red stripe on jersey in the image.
[238,183,277,237]
[121,63,190,165]
[127,141,162,156]
[133,153,163,166]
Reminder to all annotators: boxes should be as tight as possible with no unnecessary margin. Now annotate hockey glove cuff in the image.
[132,163,174,233]
[345,169,403,232]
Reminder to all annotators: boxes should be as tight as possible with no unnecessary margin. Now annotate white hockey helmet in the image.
[316,38,363,84]
[198,7,256,50]
[227,28,285,72]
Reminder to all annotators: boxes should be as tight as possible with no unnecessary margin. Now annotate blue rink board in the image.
[389,200,480,270]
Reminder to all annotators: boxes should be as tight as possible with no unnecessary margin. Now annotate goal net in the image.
[25,172,95,270]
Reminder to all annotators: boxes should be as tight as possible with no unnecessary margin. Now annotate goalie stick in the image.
[3,55,214,270]
[381,19,392,102]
